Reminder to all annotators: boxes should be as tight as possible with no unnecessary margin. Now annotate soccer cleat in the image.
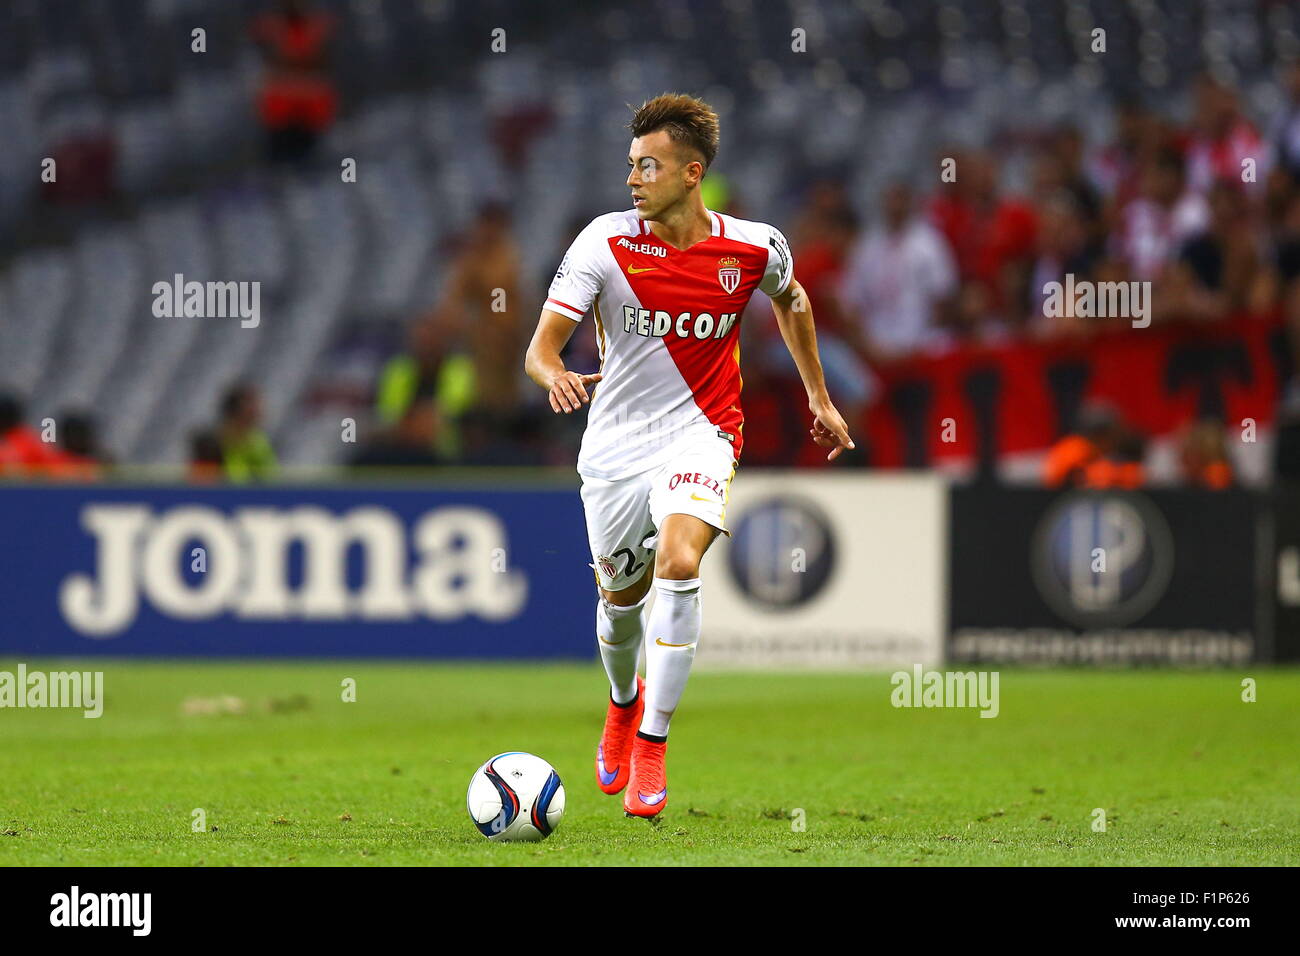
[595,676,644,795]
[623,733,668,818]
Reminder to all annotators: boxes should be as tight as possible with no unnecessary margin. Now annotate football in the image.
[466,752,566,841]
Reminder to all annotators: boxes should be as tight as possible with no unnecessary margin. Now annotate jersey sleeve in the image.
[759,224,795,297]
[545,221,607,322]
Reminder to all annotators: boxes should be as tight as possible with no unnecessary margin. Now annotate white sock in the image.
[597,594,647,705]
[640,577,702,738]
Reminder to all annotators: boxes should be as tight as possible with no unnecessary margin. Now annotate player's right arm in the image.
[526,217,608,414]
[524,309,602,414]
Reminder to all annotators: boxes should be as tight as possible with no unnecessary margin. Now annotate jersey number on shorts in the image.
[611,547,646,579]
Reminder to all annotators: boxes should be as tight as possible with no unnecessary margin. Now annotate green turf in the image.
[0,661,1296,866]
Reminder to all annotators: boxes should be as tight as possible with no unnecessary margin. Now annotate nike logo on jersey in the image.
[623,306,739,340]
[689,493,713,503]
[626,265,659,274]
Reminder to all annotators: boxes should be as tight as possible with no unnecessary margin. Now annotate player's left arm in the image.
[769,279,856,461]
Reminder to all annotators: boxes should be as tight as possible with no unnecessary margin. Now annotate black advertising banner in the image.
[1270,485,1300,662]
[949,487,1258,665]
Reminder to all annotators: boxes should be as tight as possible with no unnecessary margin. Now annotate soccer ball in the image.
[467,752,565,841]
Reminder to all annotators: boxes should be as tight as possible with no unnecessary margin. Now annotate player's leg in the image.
[596,562,652,703]
[624,437,735,817]
[580,473,656,795]
[624,515,720,817]
[641,513,718,735]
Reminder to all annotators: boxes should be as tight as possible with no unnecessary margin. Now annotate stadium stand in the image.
[2,0,1299,484]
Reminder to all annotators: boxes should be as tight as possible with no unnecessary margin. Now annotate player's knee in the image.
[654,551,701,581]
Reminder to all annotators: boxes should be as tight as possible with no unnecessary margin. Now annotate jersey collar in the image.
[638,210,725,240]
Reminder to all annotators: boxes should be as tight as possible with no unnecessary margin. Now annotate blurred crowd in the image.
[4,0,1300,487]
[0,382,279,483]
[344,69,1300,488]
[740,69,1300,488]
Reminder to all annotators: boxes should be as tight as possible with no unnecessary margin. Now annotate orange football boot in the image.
[595,675,644,795]
[623,733,668,818]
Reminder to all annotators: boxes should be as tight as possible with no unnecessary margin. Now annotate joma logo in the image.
[59,504,527,635]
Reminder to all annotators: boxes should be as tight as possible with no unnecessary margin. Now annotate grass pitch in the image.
[0,661,1296,866]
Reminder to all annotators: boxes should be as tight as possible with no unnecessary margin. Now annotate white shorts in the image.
[580,434,738,592]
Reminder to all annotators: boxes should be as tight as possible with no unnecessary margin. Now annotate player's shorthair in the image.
[628,93,720,172]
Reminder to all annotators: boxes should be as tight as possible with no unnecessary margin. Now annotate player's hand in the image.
[548,370,602,414]
[808,398,855,461]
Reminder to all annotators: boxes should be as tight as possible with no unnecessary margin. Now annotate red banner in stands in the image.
[861,313,1286,468]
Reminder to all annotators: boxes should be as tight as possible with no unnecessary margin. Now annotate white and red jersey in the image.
[545,209,794,480]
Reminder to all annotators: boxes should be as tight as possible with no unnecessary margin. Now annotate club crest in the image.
[717,256,741,294]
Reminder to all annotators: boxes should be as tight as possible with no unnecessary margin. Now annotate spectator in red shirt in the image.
[0,393,58,478]
[251,0,338,163]
[929,149,1039,334]
[793,204,858,340]
[745,185,875,466]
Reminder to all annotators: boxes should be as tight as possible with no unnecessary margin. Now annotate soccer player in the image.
[524,93,854,818]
